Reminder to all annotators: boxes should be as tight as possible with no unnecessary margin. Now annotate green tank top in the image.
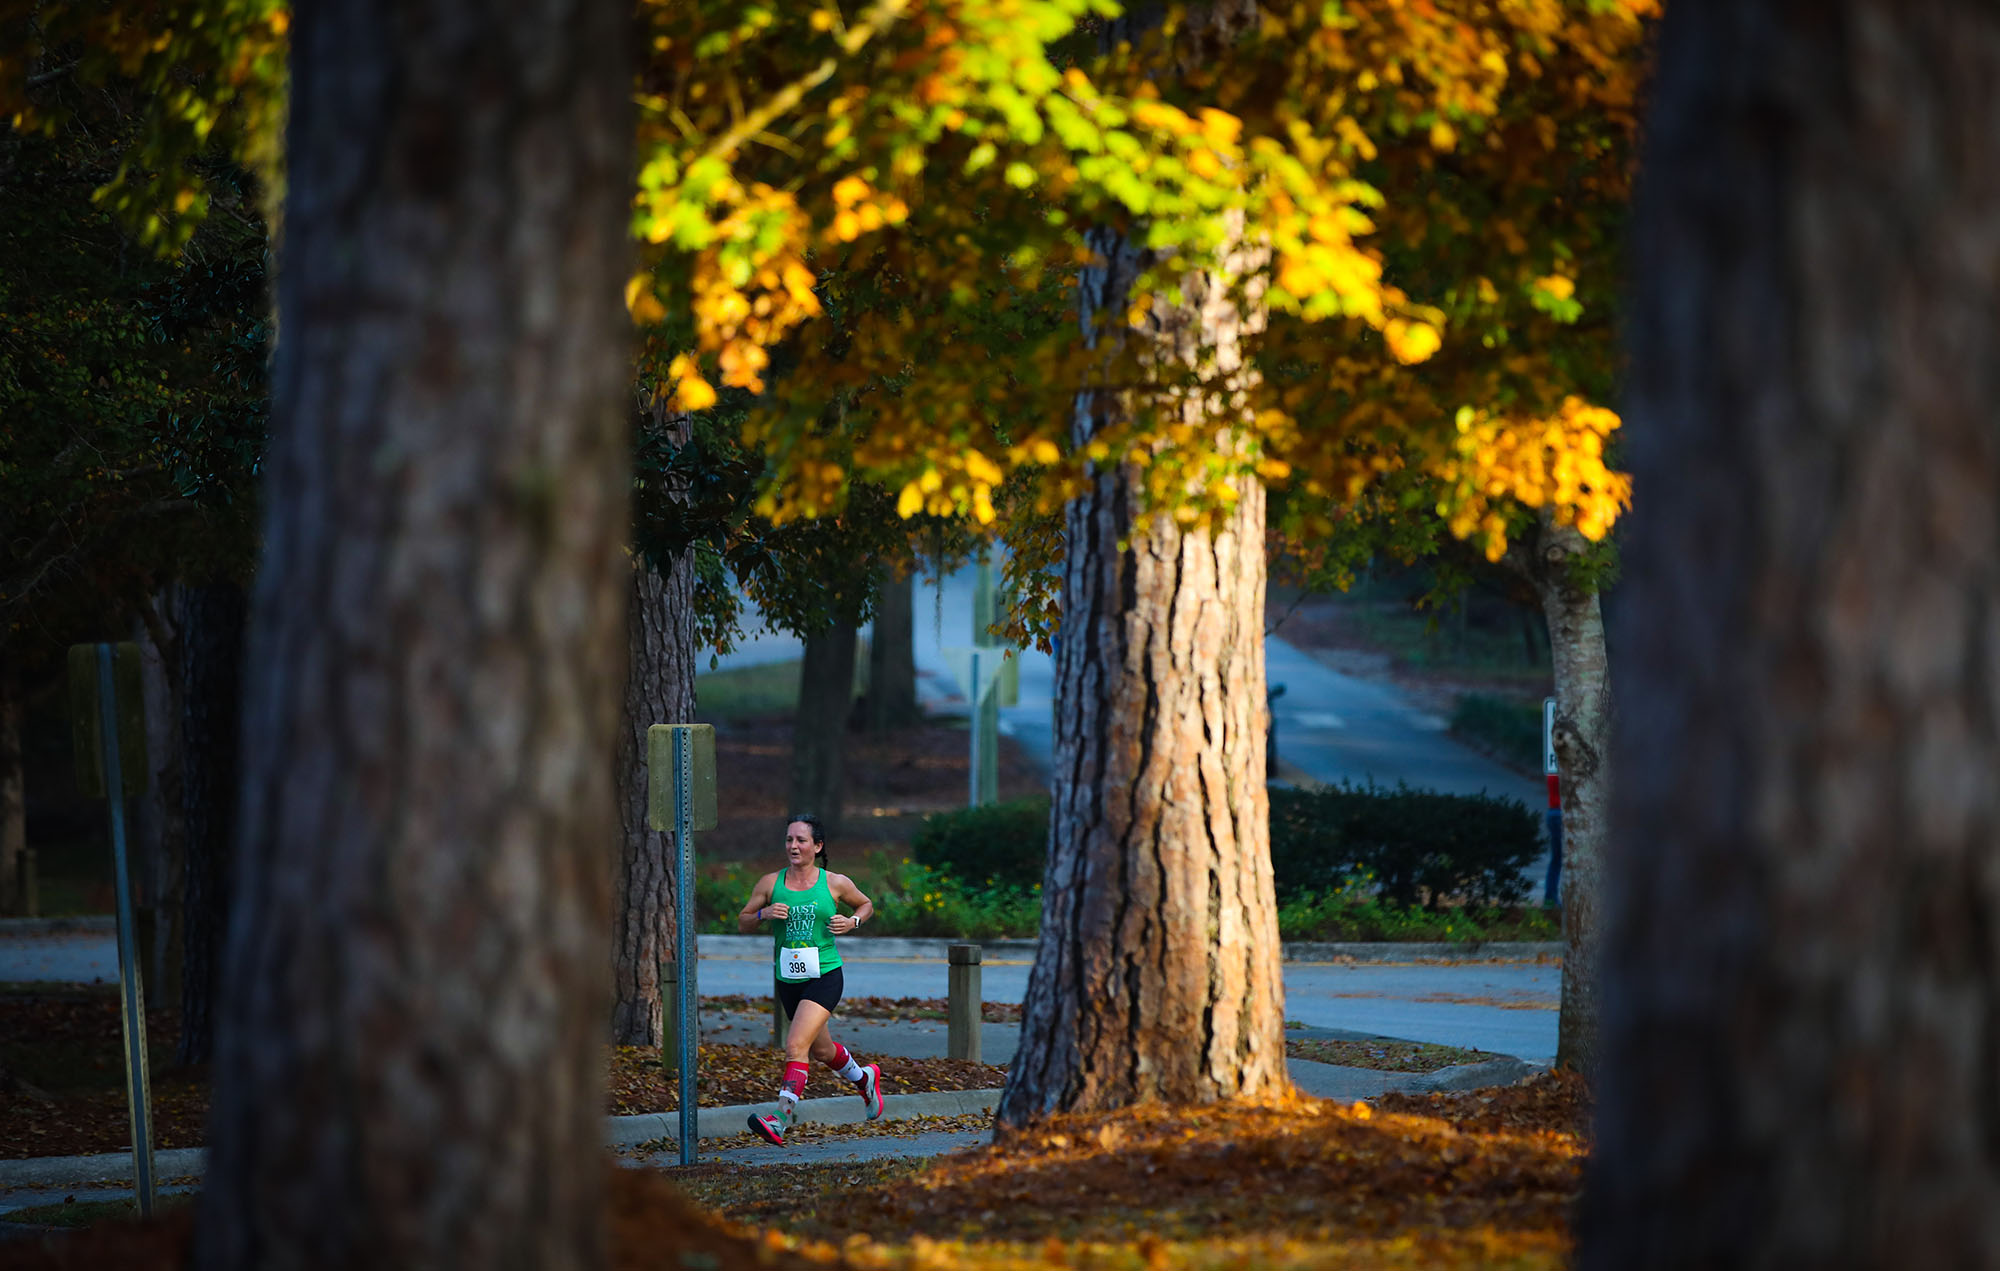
[771,866,842,981]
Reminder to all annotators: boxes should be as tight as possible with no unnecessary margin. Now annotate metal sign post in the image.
[673,727,697,1167]
[647,723,717,1167]
[70,643,155,1216]
[1543,697,1559,775]
[967,648,984,806]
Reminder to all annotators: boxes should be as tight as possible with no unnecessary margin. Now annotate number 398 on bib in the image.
[779,945,820,982]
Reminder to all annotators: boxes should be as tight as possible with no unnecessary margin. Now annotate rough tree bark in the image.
[195,1,633,1267]
[1519,516,1610,1072]
[865,569,920,731]
[178,581,246,1066]
[790,618,858,835]
[1583,2,2000,1265]
[611,553,696,1046]
[998,0,1284,1128]
[0,658,21,915]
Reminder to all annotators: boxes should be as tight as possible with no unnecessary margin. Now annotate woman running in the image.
[739,813,884,1145]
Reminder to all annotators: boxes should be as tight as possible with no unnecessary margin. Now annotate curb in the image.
[0,1147,208,1191]
[1404,1057,1545,1094]
[606,1086,1000,1149]
[0,1090,1004,1192]
[0,917,115,935]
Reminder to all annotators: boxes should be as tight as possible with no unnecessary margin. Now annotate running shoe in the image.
[748,1112,785,1145]
[858,1063,884,1120]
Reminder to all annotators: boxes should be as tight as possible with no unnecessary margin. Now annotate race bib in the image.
[779,945,821,983]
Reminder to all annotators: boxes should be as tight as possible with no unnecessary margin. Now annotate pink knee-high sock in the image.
[824,1043,866,1083]
[777,1060,810,1122]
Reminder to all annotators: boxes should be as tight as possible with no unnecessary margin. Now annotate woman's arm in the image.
[737,873,784,934]
[828,873,874,935]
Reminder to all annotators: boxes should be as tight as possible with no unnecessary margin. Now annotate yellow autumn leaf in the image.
[674,374,717,411]
[1384,319,1441,365]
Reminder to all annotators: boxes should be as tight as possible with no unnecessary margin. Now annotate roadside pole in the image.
[1543,697,1563,907]
[68,643,155,1216]
[946,556,1018,808]
[972,556,1000,805]
[648,723,716,1166]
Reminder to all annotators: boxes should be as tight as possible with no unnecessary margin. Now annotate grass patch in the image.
[1285,1037,1495,1072]
[15,839,114,917]
[1,1193,194,1228]
[693,654,870,724]
[1450,693,1546,775]
[1323,587,1553,681]
[693,659,805,722]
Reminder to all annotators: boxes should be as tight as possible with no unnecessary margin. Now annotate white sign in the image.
[941,645,1012,708]
[1543,697,1559,775]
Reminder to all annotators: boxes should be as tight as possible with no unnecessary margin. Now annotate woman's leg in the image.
[785,1001,833,1064]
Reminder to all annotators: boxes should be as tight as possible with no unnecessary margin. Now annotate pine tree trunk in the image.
[611,554,696,1047]
[866,570,919,731]
[998,197,1286,1121]
[1584,2,2000,1264]
[1526,518,1610,1073]
[0,658,21,915]
[790,619,858,835]
[195,1,633,1266]
[178,581,246,1066]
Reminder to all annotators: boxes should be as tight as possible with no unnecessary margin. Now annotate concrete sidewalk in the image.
[0,1087,1002,1200]
[0,1015,1539,1214]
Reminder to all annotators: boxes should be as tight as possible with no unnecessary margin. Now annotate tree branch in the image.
[27,61,78,88]
[691,0,912,171]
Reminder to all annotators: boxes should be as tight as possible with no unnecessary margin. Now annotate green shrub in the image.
[910,796,1051,892]
[1269,781,1541,908]
[1276,883,1559,943]
[695,854,1040,939]
[1449,693,1545,774]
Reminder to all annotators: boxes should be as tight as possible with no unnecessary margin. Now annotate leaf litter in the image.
[7,1073,1588,1270]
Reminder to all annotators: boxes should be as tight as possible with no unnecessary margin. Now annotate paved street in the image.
[0,930,117,983]
[716,564,1548,862]
[694,950,1558,1063]
[0,928,1558,1063]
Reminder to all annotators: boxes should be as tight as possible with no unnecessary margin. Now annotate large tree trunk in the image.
[611,554,696,1046]
[0,658,21,915]
[178,581,246,1066]
[1523,517,1610,1073]
[790,618,858,835]
[865,569,920,731]
[1584,2,2000,1265]
[999,8,1286,1112]
[195,1,634,1266]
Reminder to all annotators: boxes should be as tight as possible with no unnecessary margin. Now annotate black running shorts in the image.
[775,965,844,1016]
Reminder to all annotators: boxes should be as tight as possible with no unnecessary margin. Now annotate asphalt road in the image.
[694,952,1558,1064]
[723,565,1545,798]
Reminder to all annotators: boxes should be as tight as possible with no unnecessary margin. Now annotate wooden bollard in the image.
[948,943,982,1063]
[772,991,793,1049]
